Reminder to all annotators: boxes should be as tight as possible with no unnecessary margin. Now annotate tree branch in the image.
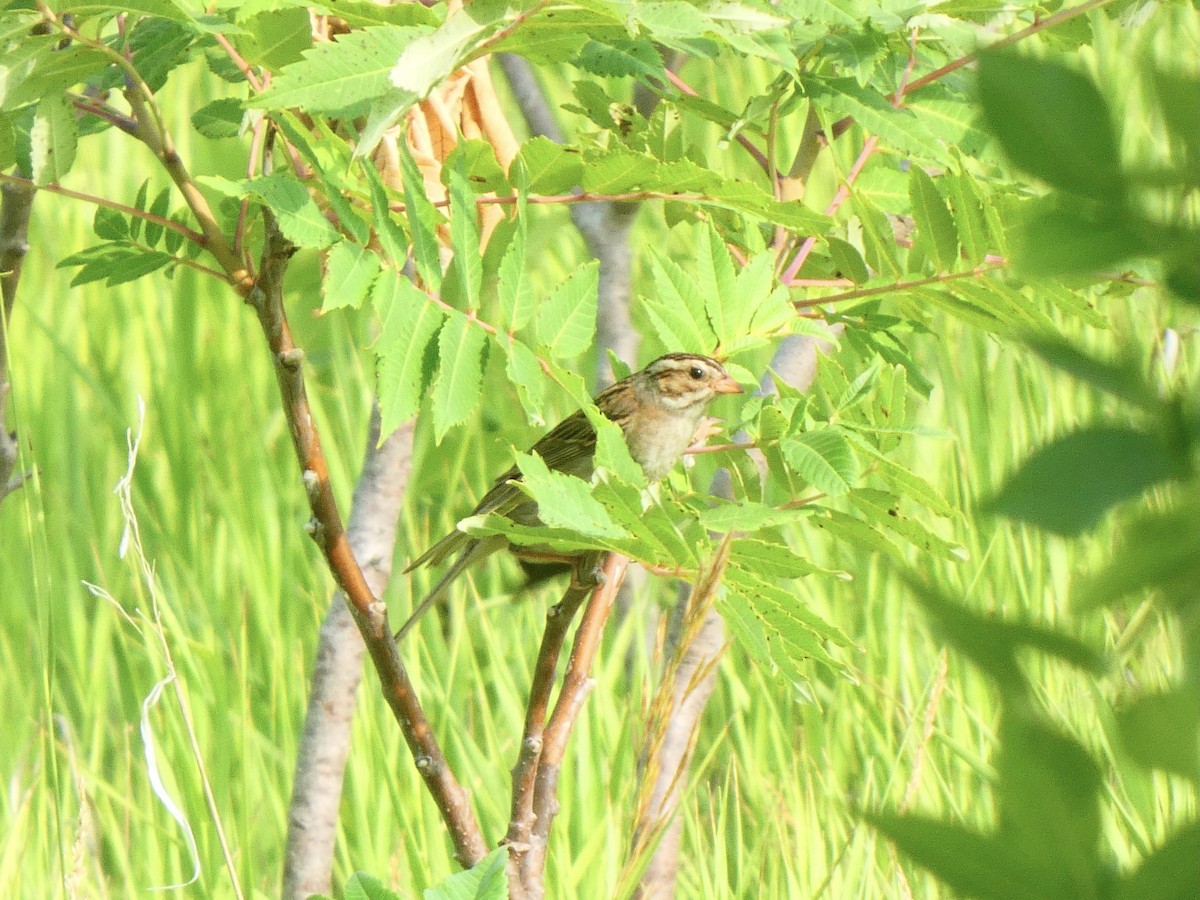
[282,409,416,899]
[504,577,596,899]
[520,554,630,898]
[247,210,487,869]
[0,178,36,504]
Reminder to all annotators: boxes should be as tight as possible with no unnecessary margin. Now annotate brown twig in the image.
[248,209,487,868]
[793,262,1005,309]
[0,174,209,251]
[0,178,35,503]
[282,409,416,899]
[517,554,630,897]
[504,578,596,898]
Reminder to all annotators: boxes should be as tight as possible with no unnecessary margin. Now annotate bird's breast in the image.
[626,407,704,482]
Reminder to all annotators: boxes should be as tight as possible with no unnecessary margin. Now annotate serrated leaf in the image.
[373,270,444,436]
[191,98,244,139]
[362,164,409,263]
[238,8,312,70]
[783,428,860,496]
[431,310,487,440]
[344,871,401,900]
[729,538,843,579]
[854,194,902,278]
[695,223,737,348]
[497,237,534,332]
[514,453,629,539]
[809,76,942,158]
[447,154,482,309]
[399,138,443,290]
[240,172,339,248]
[503,336,546,427]
[251,25,429,113]
[536,262,597,358]
[946,168,989,266]
[389,0,510,98]
[514,137,583,194]
[145,188,171,248]
[93,206,128,241]
[30,94,76,185]
[909,167,958,270]
[848,489,964,560]
[322,241,381,312]
[642,250,716,352]
[424,846,507,900]
[811,508,905,559]
[698,501,808,532]
[725,567,849,674]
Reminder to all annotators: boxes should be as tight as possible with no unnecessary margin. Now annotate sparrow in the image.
[396,352,742,641]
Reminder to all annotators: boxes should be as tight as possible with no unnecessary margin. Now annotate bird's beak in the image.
[714,375,743,395]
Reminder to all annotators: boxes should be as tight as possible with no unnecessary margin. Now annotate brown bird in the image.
[396,352,743,641]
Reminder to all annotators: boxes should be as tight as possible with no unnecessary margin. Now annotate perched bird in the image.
[396,352,743,641]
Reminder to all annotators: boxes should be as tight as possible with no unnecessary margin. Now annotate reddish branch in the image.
[518,554,630,898]
[249,211,487,868]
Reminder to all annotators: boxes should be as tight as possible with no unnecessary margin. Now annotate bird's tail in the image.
[394,537,501,642]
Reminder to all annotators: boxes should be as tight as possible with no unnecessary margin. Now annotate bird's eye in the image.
[689,366,704,380]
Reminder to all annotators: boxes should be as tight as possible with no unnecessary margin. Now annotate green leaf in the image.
[431,310,487,441]
[373,270,444,437]
[344,871,401,900]
[1013,203,1144,279]
[808,77,942,158]
[783,428,860,496]
[853,194,902,278]
[981,426,1179,536]
[996,716,1103,896]
[447,153,482,309]
[514,137,583,194]
[698,501,808,532]
[536,262,598,359]
[502,337,546,427]
[696,223,737,348]
[848,489,965,560]
[867,813,1056,900]
[641,250,717,353]
[424,846,507,900]
[497,221,534,332]
[389,0,511,99]
[1117,688,1200,782]
[362,164,410,262]
[218,172,339,248]
[515,453,629,539]
[946,167,990,266]
[729,538,844,579]
[977,50,1123,198]
[826,237,869,284]
[1073,495,1200,612]
[322,241,381,312]
[145,188,170,248]
[30,94,76,185]
[93,206,128,241]
[192,98,244,139]
[1114,821,1200,900]
[399,138,443,290]
[909,167,958,271]
[251,26,429,113]
[238,8,312,70]
[812,508,905,560]
[725,566,851,671]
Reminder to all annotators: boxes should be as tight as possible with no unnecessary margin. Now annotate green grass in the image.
[3,65,1197,900]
